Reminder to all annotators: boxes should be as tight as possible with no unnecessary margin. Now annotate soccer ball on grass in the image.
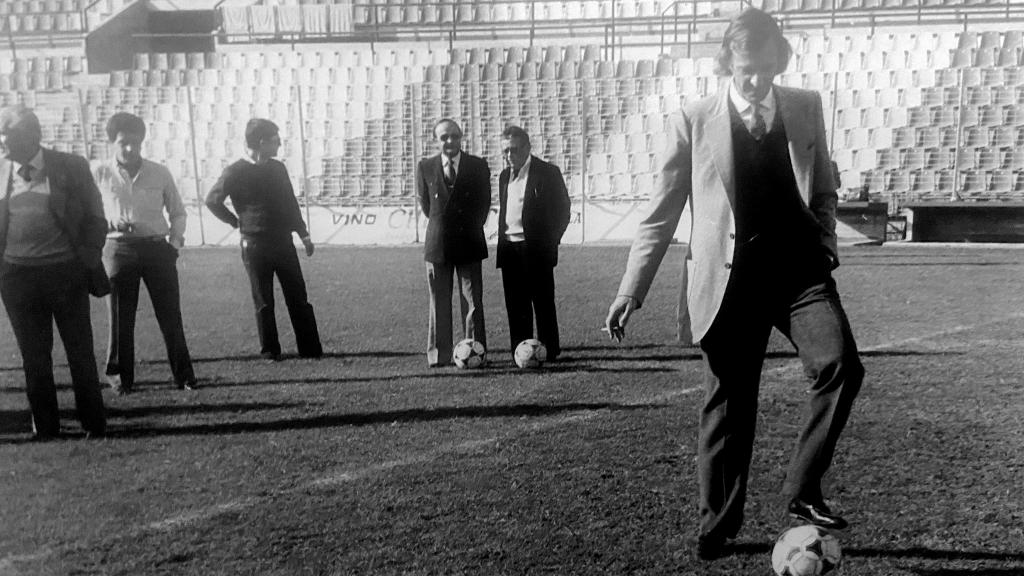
[771,524,842,576]
[453,338,486,369]
[513,339,547,368]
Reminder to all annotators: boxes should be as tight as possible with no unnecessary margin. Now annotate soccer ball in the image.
[771,525,842,576]
[514,339,547,368]
[453,339,486,369]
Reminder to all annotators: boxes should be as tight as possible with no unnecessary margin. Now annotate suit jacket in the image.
[617,84,838,343]
[496,155,571,269]
[0,148,108,270]
[417,152,491,264]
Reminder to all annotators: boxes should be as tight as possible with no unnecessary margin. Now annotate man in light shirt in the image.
[94,112,197,394]
[0,105,107,440]
[496,125,570,361]
[604,9,863,560]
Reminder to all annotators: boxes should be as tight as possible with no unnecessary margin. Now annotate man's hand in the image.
[604,295,637,342]
[302,236,315,257]
[169,237,184,250]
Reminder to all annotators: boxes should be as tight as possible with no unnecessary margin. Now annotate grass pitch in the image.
[1,244,1022,575]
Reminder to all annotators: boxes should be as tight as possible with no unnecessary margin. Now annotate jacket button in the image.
[724,263,732,269]
[729,233,735,239]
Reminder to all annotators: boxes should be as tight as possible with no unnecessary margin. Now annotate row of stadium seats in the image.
[757,0,1010,11]
[0,12,86,33]
[0,0,88,14]
[18,27,1024,207]
[132,44,607,70]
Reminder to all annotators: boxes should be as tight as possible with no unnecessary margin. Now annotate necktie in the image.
[17,165,32,182]
[511,167,520,181]
[445,161,455,186]
[750,104,767,141]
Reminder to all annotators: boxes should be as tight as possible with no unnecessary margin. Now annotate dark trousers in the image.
[103,238,195,389]
[499,242,560,357]
[696,251,863,540]
[425,260,485,365]
[240,235,322,357]
[0,260,106,437]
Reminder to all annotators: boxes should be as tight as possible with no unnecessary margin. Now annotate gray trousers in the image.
[425,260,485,365]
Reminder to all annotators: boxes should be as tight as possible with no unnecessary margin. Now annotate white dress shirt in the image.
[505,155,532,242]
[729,82,777,134]
[94,158,187,247]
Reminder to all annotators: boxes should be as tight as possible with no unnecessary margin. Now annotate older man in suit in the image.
[605,9,864,560]
[0,105,108,440]
[417,119,491,367]
[497,125,570,360]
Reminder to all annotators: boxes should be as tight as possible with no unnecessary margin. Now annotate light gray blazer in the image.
[616,84,838,344]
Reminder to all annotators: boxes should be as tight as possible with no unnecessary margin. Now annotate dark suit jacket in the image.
[0,148,107,270]
[417,152,491,264]
[496,156,570,269]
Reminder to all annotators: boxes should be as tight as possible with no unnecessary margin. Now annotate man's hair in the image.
[501,125,531,147]
[714,8,792,76]
[244,118,279,149]
[105,112,146,142]
[432,118,462,138]
[0,105,42,138]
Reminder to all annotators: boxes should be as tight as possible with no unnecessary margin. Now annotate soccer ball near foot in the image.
[453,339,486,369]
[771,524,842,575]
[513,339,547,368]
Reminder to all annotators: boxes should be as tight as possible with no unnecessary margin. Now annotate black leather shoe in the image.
[788,498,849,530]
[694,536,728,561]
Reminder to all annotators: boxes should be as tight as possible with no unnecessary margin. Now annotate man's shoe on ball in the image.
[788,497,849,530]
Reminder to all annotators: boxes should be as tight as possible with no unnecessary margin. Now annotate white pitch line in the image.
[6,313,1023,568]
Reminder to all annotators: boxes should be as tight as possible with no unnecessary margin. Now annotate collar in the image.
[728,82,776,117]
[14,148,45,175]
[442,152,461,171]
[117,157,144,176]
[511,155,532,182]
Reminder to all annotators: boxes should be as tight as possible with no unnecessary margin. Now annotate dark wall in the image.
[907,203,1024,242]
[85,1,152,74]
[86,4,216,73]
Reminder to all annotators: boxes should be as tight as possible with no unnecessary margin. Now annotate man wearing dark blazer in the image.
[417,119,490,367]
[0,105,108,440]
[605,9,864,560]
[497,125,570,360]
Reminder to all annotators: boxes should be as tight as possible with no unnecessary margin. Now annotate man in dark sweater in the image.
[205,118,322,360]
[605,9,863,560]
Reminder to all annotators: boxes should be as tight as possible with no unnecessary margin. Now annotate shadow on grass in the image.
[178,350,421,364]
[106,401,668,439]
[0,403,302,434]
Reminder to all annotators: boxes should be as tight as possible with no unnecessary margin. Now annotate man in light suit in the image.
[497,125,570,360]
[605,9,864,560]
[0,105,108,440]
[417,119,491,367]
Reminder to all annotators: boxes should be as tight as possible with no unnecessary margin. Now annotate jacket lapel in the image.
[434,154,451,210]
[707,90,736,210]
[777,87,814,205]
[0,158,11,196]
[523,157,537,205]
[42,149,69,221]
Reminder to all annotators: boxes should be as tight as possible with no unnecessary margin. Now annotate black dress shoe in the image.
[694,536,728,561]
[788,498,849,530]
